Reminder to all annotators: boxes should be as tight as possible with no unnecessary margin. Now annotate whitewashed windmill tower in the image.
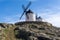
[26,9,36,21]
[20,2,36,21]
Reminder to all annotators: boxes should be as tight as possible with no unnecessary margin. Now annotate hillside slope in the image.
[0,21,60,40]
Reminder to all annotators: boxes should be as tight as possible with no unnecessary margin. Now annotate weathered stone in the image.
[0,21,60,40]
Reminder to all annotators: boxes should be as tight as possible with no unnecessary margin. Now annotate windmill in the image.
[20,2,31,20]
[20,2,36,21]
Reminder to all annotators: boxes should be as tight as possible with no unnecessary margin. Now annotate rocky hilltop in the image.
[0,21,60,40]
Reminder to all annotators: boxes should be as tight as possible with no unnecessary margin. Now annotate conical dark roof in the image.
[26,9,33,13]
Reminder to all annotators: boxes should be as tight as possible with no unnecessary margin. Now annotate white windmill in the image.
[20,2,36,21]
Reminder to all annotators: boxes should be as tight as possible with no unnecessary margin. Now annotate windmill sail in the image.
[20,2,31,20]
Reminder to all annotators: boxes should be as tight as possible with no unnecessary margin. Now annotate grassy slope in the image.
[2,24,16,40]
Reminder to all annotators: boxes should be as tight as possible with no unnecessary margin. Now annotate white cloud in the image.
[37,9,60,27]
[46,13,60,27]
[34,5,60,27]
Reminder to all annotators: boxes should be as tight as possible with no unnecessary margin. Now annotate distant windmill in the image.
[20,2,36,21]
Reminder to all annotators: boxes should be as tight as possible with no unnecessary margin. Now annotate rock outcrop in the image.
[0,21,60,40]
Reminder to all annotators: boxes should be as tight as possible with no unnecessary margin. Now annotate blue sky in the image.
[0,0,60,27]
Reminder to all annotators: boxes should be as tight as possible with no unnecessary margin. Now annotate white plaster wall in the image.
[26,13,36,21]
